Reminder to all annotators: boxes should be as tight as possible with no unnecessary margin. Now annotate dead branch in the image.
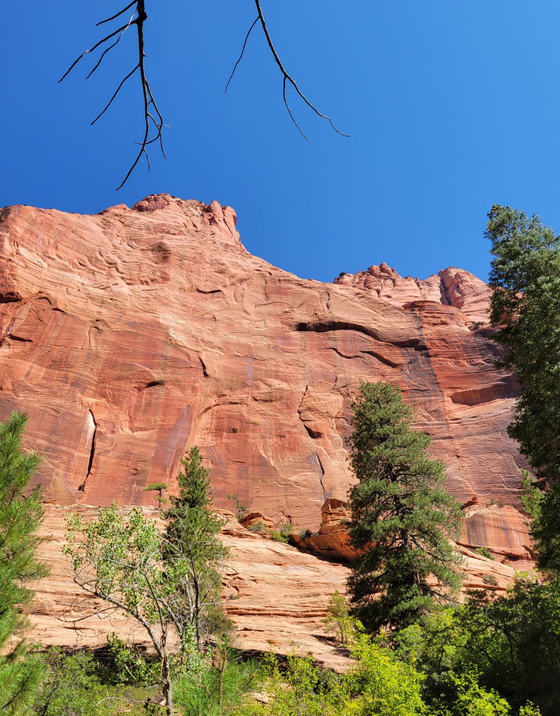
[226,0,348,141]
[59,1,165,190]
[62,1,346,188]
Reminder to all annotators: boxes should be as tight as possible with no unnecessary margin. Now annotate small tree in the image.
[143,481,168,514]
[0,411,47,714]
[65,504,177,714]
[165,447,230,651]
[323,590,354,646]
[65,446,229,715]
[347,383,463,633]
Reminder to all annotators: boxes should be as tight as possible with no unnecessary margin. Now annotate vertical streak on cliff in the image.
[315,453,327,502]
[78,410,97,492]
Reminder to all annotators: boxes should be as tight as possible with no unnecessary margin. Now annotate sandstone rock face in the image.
[335,263,491,323]
[30,504,350,669]
[28,504,518,670]
[0,195,529,559]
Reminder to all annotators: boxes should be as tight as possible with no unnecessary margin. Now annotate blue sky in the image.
[2,1,560,283]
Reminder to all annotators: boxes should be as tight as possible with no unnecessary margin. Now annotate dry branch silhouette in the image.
[61,1,347,189]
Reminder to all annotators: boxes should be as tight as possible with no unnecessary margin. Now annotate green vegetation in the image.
[346,382,463,632]
[270,523,293,543]
[64,447,229,715]
[165,447,230,650]
[474,547,494,560]
[519,470,544,522]
[64,504,178,713]
[0,411,47,714]
[2,414,555,716]
[322,590,354,646]
[226,492,250,522]
[486,205,560,572]
[246,520,293,543]
[143,482,169,513]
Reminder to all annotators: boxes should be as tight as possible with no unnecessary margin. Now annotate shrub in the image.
[475,547,494,560]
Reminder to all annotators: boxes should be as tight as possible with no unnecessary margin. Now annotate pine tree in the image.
[347,383,463,633]
[164,447,230,649]
[486,205,560,572]
[0,411,47,714]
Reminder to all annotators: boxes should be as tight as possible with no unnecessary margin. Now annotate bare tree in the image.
[60,1,347,189]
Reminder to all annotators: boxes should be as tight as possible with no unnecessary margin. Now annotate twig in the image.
[225,17,259,93]
[59,1,166,190]
[226,1,348,139]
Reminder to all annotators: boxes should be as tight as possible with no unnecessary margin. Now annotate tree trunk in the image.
[162,650,173,716]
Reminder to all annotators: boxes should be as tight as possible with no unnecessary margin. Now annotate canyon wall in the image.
[0,194,531,564]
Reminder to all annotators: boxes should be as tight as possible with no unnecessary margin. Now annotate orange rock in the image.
[0,194,532,556]
[28,504,522,668]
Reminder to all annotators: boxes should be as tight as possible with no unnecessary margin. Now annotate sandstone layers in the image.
[29,504,519,670]
[0,194,531,564]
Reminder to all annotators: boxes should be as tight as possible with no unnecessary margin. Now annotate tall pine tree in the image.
[486,205,560,572]
[347,383,462,632]
[0,411,46,714]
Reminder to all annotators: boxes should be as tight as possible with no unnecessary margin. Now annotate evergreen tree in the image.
[486,205,560,571]
[347,383,463,632]
[0,411,47,714]
[164,447,230,650]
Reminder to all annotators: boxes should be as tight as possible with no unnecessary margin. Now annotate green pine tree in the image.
[0,411,47,714]
[165,447,230,650]
[486,205,560,572]
[347,383,463,633]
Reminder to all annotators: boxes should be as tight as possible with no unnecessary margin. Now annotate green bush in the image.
[347,633,427,716]
[175,638,260,716]
[244,651,347,716]
[474,547,494,561]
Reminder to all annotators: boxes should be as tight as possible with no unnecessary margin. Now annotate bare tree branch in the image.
[96,1,137,27]
[59,1,166,190]
[225,17,259,93]
[62,1,347,189]
[226,1,349,139]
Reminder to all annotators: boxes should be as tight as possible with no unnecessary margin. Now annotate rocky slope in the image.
[29,504,520,670]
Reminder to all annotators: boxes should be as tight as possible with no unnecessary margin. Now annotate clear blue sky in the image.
[1,1,560,282]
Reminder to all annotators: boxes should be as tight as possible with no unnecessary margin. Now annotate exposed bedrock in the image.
[0,195,530,559]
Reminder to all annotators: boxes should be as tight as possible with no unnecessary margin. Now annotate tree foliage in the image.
[347,382,463,632]
[65,446,229,715]
[0,411,46,715]
[164,446,230,650]
[486,205,560,571]
[65,504,177,714]
[389,575,557,715]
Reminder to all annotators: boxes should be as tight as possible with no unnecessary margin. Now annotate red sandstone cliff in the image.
[0,194,531,564]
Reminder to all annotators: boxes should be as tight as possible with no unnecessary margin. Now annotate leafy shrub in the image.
[323,591,355,646]
[32,649,114,716]
[106,633,157,686]
[270,524,293,543]
[226,492,249,522]
[247,521,268,534]
[243,651,346,715]
[347,633,427,716]
[475,547,494,560]
[175,638,260,716]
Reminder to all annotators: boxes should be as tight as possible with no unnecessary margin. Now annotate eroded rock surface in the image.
[28,504,518,670]
[0,195,529,559]
[334,263,491,324]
